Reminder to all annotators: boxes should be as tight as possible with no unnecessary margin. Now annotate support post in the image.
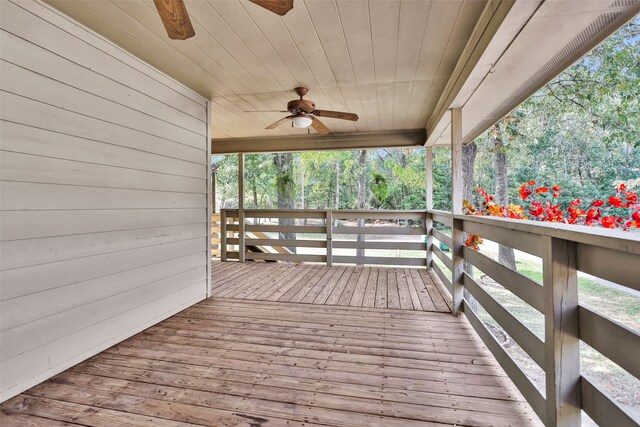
[238,154,245,263]
[450,108,464,315]
[206,101,213,296]
[543,236,581,426]
[220,209,227,262]
[326,210,333,267]
[425,146,433,269]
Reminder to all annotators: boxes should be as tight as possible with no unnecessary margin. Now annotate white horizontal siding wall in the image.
[0,0,211,401]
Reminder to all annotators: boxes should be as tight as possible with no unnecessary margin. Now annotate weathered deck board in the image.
[1,298,541,426]
[212,261,451,312]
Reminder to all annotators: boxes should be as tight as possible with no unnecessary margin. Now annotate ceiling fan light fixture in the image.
[291,115,313,128]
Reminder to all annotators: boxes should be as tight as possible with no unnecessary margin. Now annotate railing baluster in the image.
[543,236,581,426]
[326,210,333,267]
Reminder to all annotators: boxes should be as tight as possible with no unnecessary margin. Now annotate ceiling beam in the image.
[212,129,426,154]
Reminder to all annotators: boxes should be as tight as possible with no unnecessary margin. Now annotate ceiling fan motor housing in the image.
[287,99,316,114]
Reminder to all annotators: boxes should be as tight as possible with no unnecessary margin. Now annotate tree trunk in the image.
[301,166,306,225]
[252,181,258,208]
[335,161,340,210]
[273,153,296,253]
[462,141,478,203]
[356,150,367,263]
[461,141,478,308]
[491,124,517,271]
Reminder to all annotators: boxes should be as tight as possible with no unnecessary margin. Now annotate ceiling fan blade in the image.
[312,109,359,121]
[244,110,290,113]
[249,0,294,16]
[153,0,195,40]
[310,116,330,134]
[266,116,293,130]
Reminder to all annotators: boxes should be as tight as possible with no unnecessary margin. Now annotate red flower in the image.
[519,183,533,200]
[609,196,623,207]
[628,211,640,228]
[535,187,549,194]
[591,200,605,207]
[585,208,601,226]
[552,185,561,191]
[624,191,638,206]
[570,199,582,206]
[601,216,616,228]
[529,201,544,218]
[618,183,627,191]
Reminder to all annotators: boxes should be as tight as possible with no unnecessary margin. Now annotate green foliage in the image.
[371,173,390,208]
[472,17,639,208]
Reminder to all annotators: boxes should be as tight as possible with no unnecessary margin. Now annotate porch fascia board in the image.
[211,129,426,154]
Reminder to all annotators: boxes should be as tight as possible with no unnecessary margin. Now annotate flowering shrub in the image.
[463,182,640,250]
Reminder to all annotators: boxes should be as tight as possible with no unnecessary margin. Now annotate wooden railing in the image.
[220,209,426,266]
[218,207,639,425]
[426,209,640,427]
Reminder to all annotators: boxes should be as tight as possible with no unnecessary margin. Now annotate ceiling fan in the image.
[246,87,359,134]
[153,0,294,40]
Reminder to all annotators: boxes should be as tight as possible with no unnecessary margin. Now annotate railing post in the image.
[238,154,245,262]
[450,108,464,315]
[543,236,581,426]
[425,211,433,269]
[425,145,433,270]
[451,217,465,315]
[326,210,333,267]
[220,209,227,262]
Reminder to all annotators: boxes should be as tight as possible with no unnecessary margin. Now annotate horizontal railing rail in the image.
[425,209,640,427]
[220,208,426,267]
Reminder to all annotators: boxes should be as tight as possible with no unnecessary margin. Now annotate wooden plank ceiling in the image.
[44,0,487,139]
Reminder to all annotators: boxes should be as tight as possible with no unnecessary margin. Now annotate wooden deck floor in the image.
[1,297,541,426]
[211,261,451,313]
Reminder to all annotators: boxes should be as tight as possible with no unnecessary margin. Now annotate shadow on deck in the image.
[1,262,542,426]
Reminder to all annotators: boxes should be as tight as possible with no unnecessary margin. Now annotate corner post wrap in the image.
[450,108,464,315]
